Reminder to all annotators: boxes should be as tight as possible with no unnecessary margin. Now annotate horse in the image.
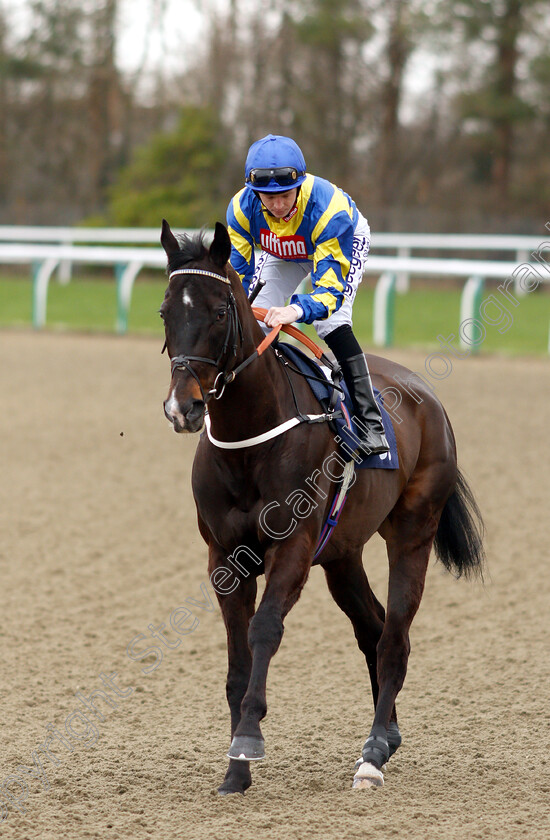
[159,219,485,794]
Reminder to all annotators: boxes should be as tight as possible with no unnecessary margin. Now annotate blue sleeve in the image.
[290,207,354,323]
[226,192,255,294]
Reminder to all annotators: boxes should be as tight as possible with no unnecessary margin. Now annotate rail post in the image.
[396,247,410,293]
[32,257,60,329]
[459,275,485,354]
[115,261,142,334]
[373,272,397,347]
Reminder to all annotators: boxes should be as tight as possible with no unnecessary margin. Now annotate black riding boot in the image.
[340,353,390,455]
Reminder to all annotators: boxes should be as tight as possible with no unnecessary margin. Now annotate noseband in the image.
[168,267,243,402]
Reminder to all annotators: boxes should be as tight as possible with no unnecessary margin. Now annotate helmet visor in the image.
[247,166,304,189]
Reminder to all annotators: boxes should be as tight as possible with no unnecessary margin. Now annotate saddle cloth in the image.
[277,342,399,470]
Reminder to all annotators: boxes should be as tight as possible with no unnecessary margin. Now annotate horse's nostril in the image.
[183,398,206,423]
[163,393,204,432]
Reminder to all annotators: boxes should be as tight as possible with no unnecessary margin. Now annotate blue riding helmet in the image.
[244,134,307,193]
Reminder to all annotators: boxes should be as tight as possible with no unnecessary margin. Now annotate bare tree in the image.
[375,0,414,204]
[87,0,122,212]
[0,7,9,205]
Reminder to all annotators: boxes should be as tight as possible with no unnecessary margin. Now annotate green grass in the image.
[308,285,550,355]
[1,273,549,355]
[0,275,166,334]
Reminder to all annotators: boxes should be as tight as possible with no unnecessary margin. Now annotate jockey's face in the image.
[258,188,298,221]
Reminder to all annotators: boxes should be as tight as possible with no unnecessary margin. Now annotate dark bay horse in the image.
[159,220,485,794]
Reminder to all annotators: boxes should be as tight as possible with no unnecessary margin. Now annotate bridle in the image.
[166,266,280,402]
[167,267,242,402]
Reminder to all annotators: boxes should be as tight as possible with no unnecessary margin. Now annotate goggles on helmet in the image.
[246,166,305,190]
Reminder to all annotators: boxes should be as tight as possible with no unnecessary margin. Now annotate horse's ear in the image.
[209,221,232,268]
[160,219,180,257]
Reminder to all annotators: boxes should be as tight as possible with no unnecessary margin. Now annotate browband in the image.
[169,268,231,286]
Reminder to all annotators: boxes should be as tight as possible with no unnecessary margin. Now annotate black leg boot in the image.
[339,353,390,455]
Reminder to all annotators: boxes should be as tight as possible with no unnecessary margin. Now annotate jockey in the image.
[226,134,389,455]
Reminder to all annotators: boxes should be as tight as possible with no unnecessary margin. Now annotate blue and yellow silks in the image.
[226,174,360,324]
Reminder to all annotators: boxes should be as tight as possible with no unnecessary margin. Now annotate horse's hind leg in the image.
[323,555,401,767]
[323,553,386,710]
[357,537,431,783]
[359,469,448,783]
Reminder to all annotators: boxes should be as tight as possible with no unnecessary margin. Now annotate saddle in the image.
[275,341,398,471]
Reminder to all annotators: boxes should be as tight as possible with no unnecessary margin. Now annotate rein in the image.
[167,266,343,452]
[168,267,336,403]
[167,262,352,554]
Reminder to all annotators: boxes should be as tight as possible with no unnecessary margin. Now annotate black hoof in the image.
[227,735,265,761]
[218,759,252,795]
[362,725,389,769]
[387,721,402,758]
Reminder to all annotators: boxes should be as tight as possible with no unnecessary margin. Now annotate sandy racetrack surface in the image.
[1,330,549,840]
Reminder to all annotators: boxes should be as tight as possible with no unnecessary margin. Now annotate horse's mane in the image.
[167,230,209,274]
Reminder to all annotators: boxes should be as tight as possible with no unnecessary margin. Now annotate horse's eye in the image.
[216,308,227,321]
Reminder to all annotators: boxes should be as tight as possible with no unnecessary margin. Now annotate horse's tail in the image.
[434,468,485,579]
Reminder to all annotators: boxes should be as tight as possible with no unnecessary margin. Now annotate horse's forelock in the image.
[167,230,209,274]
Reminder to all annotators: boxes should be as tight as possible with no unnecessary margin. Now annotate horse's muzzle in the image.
[163,394,205,433]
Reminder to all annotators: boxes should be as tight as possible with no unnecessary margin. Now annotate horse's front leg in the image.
[214,557,258,795]
[228,534,313,762]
